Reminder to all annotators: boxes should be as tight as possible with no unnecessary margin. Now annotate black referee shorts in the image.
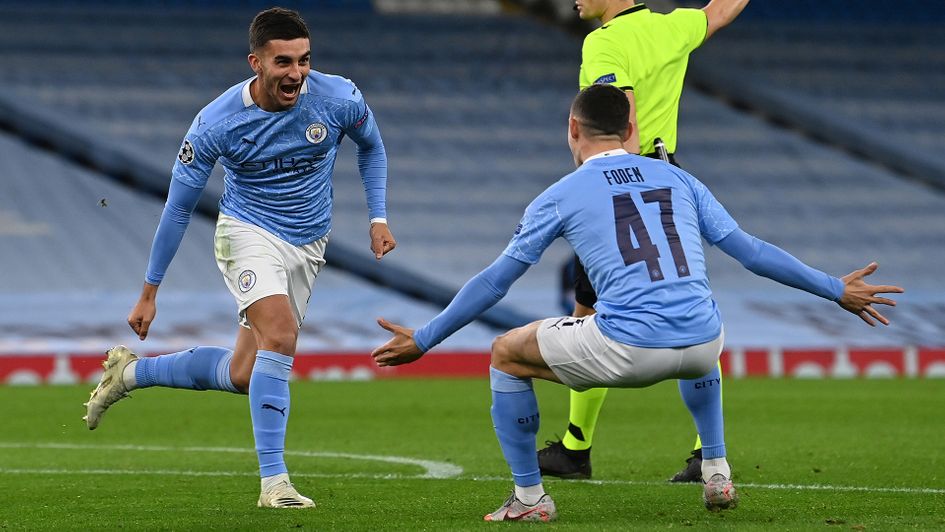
[572,151,680,308]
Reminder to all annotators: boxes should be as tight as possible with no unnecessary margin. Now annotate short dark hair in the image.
[249,7,310,52]
[571,84,630,138]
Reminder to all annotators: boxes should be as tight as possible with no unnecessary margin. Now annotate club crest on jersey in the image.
[238,270,256,292]
[305,122,328,144]
[178,140,195,165]
[594,73,617,84]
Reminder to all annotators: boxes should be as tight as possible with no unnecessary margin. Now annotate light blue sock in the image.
[134,346,238,393]
[679,365,726,459]
[490,367,542,487]
[250,350,294,478]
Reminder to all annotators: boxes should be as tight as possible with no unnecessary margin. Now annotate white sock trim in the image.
[514,483,545,505]
[121,360,138,390]
[702,457,731,480]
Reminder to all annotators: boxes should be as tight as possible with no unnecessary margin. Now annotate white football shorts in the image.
[214,214,327,329]
[536,314,723,391]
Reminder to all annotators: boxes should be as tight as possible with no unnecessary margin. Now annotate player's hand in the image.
[128,283,159,340]
[369,222,396,260]
[371,318,423,366]
[837,262,904,327]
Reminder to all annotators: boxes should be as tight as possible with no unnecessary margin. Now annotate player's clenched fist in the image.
[127,283,158,340]
[370,222,396,260]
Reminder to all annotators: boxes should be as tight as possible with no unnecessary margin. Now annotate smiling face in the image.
[248,38,311,112]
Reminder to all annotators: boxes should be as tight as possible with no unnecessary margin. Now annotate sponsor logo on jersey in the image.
[594,73,617,84]
[305,122,328,144]
[514,223,523,235]
[238,270,256,292]
[178,140,195,165]
[239,154,327,174]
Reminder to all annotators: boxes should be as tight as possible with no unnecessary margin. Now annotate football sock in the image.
[562,387,608,451]
[490,367,542,488]
[702,457,731,480]
[679,364,725,460]
[692,360,724,452]
[514,482,546,506]
[133,346,238,393]
[250,350,294,478]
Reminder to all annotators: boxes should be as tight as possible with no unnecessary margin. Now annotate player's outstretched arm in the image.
[836,262,904,327]
[703,0,750,41]
[371,255,530,366]
[371,319,420,366]
[716,228,903,326]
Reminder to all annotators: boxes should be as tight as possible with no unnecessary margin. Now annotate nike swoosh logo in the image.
[509,507,549,521]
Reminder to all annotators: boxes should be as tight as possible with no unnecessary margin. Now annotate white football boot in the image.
[258,479,316,509]
[484,492,557,522]
[83,345,137,430]
[703,473,738,511]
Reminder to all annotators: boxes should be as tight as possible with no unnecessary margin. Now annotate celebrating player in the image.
[83,7,395,509]
[543,0,751,483]
[371,84,901,522]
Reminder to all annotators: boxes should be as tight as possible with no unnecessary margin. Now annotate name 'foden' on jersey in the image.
[603,166,644,186]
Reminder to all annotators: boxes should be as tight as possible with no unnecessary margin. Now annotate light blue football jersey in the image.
[172,70,386,245]
[503,152,738,348]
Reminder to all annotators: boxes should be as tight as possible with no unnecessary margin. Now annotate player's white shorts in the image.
[214,214,327,329]
[536,314,723,391]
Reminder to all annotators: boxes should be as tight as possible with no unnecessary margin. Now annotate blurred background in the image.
[1,0,943,384]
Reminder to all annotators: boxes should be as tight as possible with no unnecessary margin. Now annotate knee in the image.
[490,333,519,375]
[257,326,298,356]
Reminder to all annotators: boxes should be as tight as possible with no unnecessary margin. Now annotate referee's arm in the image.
[702,0,750,41]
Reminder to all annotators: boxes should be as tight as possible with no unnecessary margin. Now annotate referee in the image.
[539,0,750,483]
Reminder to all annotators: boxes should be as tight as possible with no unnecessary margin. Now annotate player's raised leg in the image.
[245,294,314,509]
[84,343,242,430]
[485,322,558,523]
[678,362,736,511]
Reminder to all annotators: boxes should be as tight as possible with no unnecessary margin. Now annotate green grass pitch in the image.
[1,377,943,530]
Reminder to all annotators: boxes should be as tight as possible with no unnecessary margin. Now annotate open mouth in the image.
[279,83,301,99]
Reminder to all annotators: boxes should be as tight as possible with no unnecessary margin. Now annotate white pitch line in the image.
[0,468,435,480]
[2,468,944,495]
[554,478,945,495]
[3,442,944,496]
[0,442,462,479]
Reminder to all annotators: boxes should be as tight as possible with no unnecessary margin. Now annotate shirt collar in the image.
[585,148,629,163]
[610,3,648,22]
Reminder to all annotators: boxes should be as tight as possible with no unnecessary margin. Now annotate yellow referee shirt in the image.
[579,4,707,155]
